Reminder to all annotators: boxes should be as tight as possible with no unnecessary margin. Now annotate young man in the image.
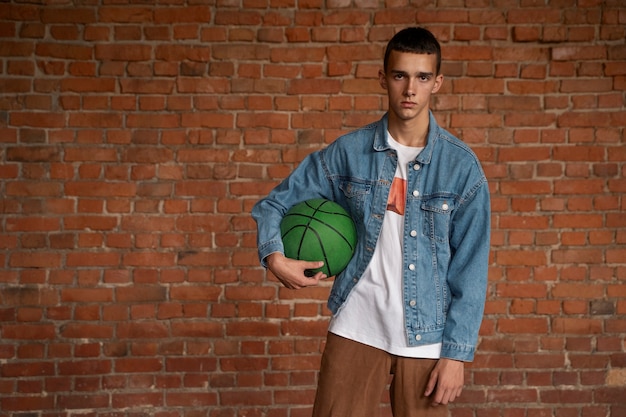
[252,27,490,416]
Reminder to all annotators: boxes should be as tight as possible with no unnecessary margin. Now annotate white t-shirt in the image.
[328,132,442,358]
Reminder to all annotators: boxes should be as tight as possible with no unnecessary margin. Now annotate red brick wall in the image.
[1,2,625,416]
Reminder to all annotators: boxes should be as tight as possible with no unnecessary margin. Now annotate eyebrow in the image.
[390,70,435,78]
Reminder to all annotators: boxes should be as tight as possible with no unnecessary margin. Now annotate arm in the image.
[251,150,334,288]
[440,179,491,362]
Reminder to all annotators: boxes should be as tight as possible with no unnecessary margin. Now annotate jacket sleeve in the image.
[440,177,491,362]
[251,149,333,267]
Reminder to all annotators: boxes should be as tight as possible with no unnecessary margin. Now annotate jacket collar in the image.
[373,111,438,165]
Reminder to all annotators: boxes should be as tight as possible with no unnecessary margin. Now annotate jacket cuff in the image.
[258,240,284,268]
[440,342,476,362]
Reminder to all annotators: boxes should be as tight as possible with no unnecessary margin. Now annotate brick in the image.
[236,113,289,129]
[60,323,114,339]
[120,79,175,94]
[64,147,117,162]
[288,79,341,95]
[66,252,120,267]
[60,288,113,303]
[505,113,556,127]
[126,113,179,129]
[10,253,62,268]
[552,284,604,299]
[1,361,55,377]
[166,391,218,407]
[558,111,613,127]
[95,44,152,61]
[552,318,603,334]
[498,215,550,229]
[553,214,603,228]
[35,42,92,59]
[116,322,168,339]
[214,44,270,61]
[552,46,607,61]
[498,318,549,334]
[0,77,31,93]
[451,114,501,128]
[2,324,56,340]
[6,216,60,230]
[170,286,221,301]
[553,145,605,161]
[64,216,118,231]
[281,320,329,337]
[486,388,538,403]
[181,113,233,128]
[554,179,605,195]
[40,7,96,24]
[496,283,547,298]
[65,182,137,197]
[552,249,603,264]
[226,322,280,337]
[116,286,167,302]
[112,392,164,408]
[9,112,65,128]
[540,389,593,404]
[508,80,559,94]
[57,393,109,409]
[61,78,116,93]
[0,395,55,411]
[98,7,153,23]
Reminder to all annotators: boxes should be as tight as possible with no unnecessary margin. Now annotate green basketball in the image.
[280,199,357,277]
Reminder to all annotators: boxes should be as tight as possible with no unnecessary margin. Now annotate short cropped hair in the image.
[384,27,442,75]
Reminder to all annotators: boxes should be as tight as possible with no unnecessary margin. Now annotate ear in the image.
[379,69,388,90]
[431,74,444,94]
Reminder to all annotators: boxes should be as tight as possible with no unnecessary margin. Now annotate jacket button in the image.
[442,203,449,210]
[408,264,415,271]
[410,300,416,307]
[415,335,422,341]
[413,164,420,171]
[410,230,417,237]
[412,190,419,197]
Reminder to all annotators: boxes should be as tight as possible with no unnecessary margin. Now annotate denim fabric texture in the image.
[252,112,491,362]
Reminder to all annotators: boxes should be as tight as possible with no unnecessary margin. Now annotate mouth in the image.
[401,101,416,108]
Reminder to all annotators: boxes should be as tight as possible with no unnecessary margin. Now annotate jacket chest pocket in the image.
[339,179,372,216]
[421,198,453,243]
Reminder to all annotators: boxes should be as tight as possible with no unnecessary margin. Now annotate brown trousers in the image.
[312,333,449,417]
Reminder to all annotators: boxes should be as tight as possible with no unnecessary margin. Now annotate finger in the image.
[312,271,327,280]
[424,371,438,397]
[435,384,461,406]
[280,272,322,289]
[298,275,322,287]
[303,269,326,279]
[448,387,460,403]
[303,261,324,272]
[432,381,453,406]
[274,272,315,290]
[431,388,444,406]
[439,389,452,405]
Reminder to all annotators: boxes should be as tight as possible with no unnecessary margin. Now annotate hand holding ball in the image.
[280,199,357,277]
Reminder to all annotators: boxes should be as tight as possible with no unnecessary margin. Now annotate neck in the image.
[387,112,430,147]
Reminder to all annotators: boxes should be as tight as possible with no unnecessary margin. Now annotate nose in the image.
[405,79,416,97]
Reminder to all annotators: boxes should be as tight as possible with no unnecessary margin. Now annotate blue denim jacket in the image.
[252,112,490,362]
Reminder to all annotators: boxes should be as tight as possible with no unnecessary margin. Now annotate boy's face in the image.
[379,50,443,124]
